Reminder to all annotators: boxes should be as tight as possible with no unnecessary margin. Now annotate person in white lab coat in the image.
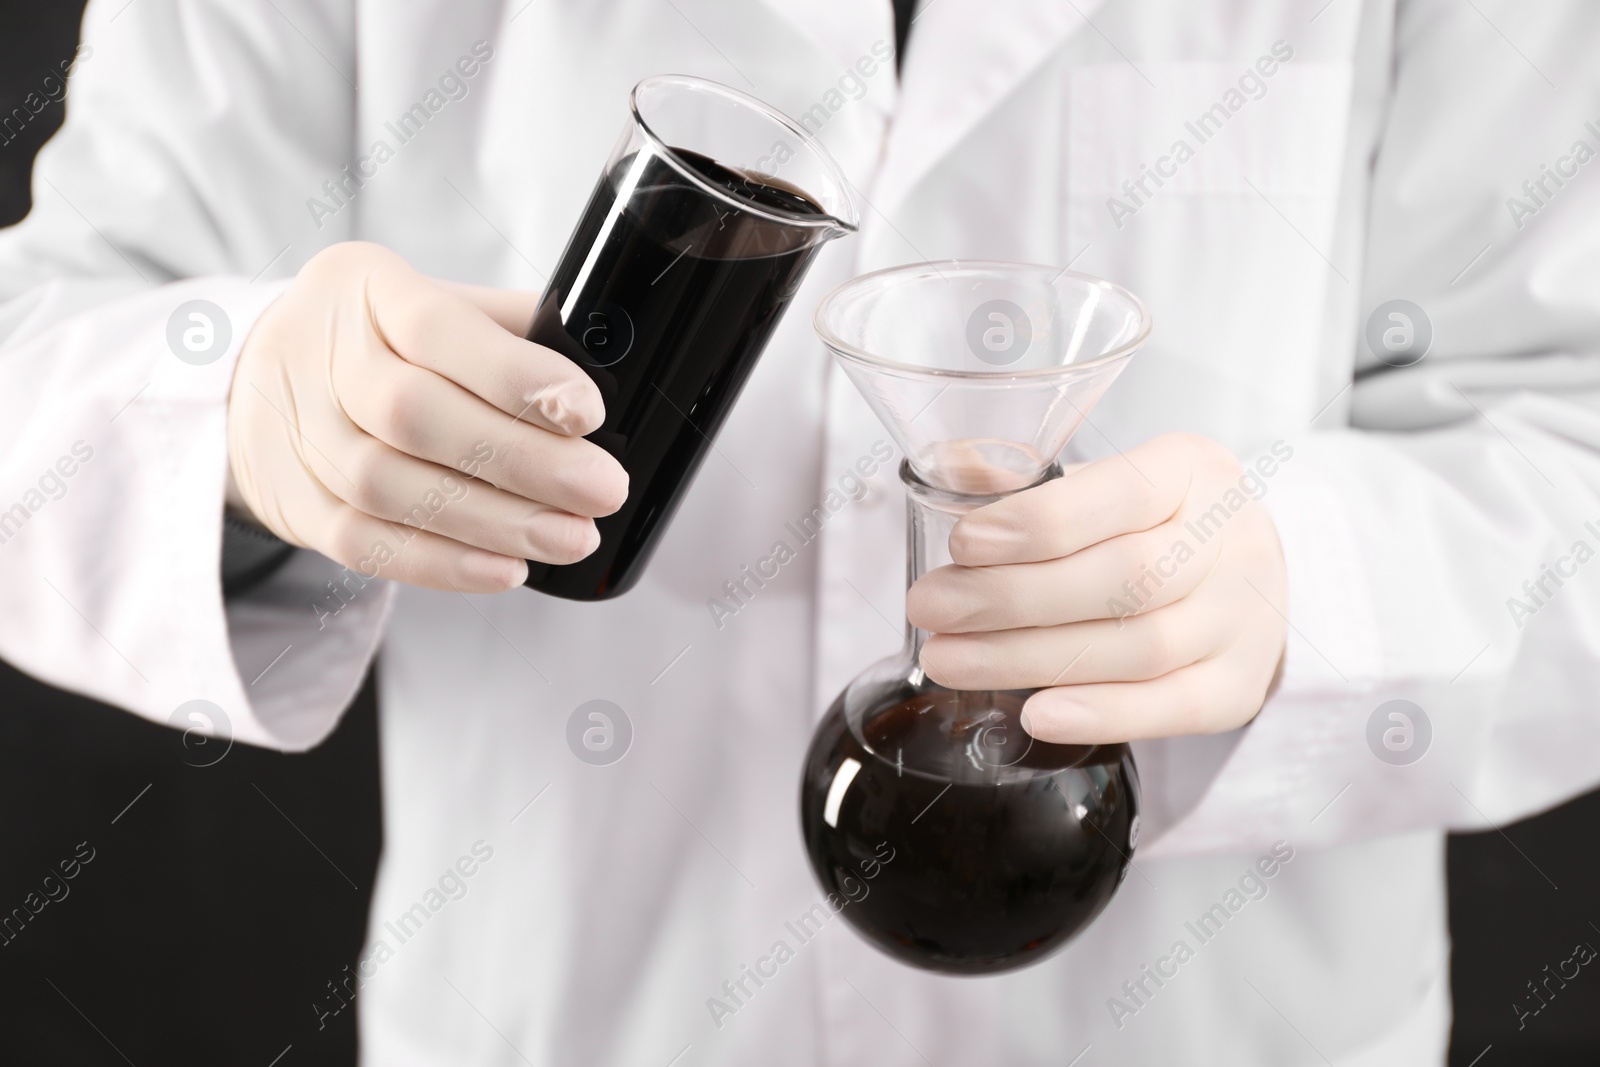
[2,0,1599,1064]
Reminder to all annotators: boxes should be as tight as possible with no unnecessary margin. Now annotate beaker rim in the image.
[814,260,1154,381]
[630,74,861,235]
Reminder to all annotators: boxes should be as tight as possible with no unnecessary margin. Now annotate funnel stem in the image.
[900,460,1063,673]
[903,481,953,666]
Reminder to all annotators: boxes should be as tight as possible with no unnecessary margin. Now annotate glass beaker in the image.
[524,75,859,600]
[800,261,1152,975]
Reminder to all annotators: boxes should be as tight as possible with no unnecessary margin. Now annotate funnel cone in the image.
[815,261,1151,493]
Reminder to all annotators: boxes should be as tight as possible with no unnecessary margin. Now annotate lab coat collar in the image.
[756,0,895,85]
[868,0,1106,215]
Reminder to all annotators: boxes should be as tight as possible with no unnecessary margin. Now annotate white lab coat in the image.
[3,0,1599,1063]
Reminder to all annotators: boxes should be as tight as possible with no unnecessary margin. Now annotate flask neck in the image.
[900,460,1062,666]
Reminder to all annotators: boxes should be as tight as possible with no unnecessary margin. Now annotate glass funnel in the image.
[799,261,1151,975]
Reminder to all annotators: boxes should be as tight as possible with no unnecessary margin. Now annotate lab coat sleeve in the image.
[1147,1,1600,855]
[0,0,392,751]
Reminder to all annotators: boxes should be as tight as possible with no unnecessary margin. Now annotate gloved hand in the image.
[226,241,627,592]
[907,433,1288,743]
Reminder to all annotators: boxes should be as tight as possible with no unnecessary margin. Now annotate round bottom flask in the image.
[799,468,1140,975]
[801,682,1138,974]
[800,261,1153,975]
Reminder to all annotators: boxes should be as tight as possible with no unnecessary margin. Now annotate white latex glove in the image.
[227,241,627,592]
[907,433,1288,743]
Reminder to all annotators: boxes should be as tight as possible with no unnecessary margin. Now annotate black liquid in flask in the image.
[801,687,1139,975]
[524,144,847,600]
[798,261,1150,975]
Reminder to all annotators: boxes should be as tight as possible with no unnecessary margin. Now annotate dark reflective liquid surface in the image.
[525,148,828,600]
[800,688,1138,975]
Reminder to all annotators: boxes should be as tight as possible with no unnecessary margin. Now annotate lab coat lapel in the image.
[870,0,1107,216]
[754,0,894,79]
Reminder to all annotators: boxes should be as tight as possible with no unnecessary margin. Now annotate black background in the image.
[2,15,379,1067]
[2,5,1597,1064]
